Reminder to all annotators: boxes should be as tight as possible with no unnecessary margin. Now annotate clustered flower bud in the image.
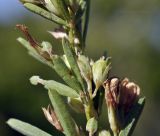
[92,57,111,89]
[77,54,92,84]
[104,77,140,135]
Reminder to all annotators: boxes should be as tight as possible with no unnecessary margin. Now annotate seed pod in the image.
[92,57,111,89]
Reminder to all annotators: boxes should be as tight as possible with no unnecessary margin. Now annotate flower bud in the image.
[30,76,45,85]
[92,57,111,89]
[98,130,111,136]
[41,41,53,56]
[68,97,84,113]
[77,55,92,83]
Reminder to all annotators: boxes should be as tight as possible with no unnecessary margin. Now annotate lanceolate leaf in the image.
[51,0,70,20]
[48,90,79,136]
[62,40,85,91]
[83,0,90,45]
[119,97,146,136]
[23,3,68,26]
[52,56,82,92]
[7,119,52,136]
[44,80,79,98]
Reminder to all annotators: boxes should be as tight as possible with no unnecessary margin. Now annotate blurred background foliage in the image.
[0,0,160,136]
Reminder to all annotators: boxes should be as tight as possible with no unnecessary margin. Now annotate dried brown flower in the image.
[42,105,63,132]
[104,77,140,134]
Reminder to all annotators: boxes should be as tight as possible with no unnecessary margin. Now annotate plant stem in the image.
[69,21,75,48]
[84,100,97,121]
[113,132,118,136]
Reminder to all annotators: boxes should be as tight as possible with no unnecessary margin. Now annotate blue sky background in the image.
[0,0,27,24]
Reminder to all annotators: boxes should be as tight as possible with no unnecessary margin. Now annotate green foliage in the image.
[52,56,82,92]
[7,119,52,136]
[119,98,146,136]
[48,90,79,136]
[5,0,147,136]
[86,117,98,136]
[30,76,79,98]
[62,39,85,91]
[24,3,67,26]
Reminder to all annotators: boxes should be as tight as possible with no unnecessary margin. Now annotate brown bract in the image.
[16,24,53,61]
[16,24,39,48]
[42,105,63,132]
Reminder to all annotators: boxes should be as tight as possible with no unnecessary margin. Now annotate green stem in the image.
[69,23,75,48]
[84,100,97,121]
[113,132,118,136]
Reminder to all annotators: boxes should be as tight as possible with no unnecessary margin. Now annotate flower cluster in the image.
[104,78,140,135]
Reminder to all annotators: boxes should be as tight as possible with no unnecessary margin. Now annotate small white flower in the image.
[49,29,80,44]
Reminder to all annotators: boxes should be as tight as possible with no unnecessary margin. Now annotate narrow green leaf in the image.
[119,97,146,136]
[42,0,60,15]
[7,118,52,136]
[83,0,90,45]
[48,90,79,136]
[52,56,82,92]
[44,80,79,98]
[24,3,68,26]
[62,40,85,91]
[51,0,70,20]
